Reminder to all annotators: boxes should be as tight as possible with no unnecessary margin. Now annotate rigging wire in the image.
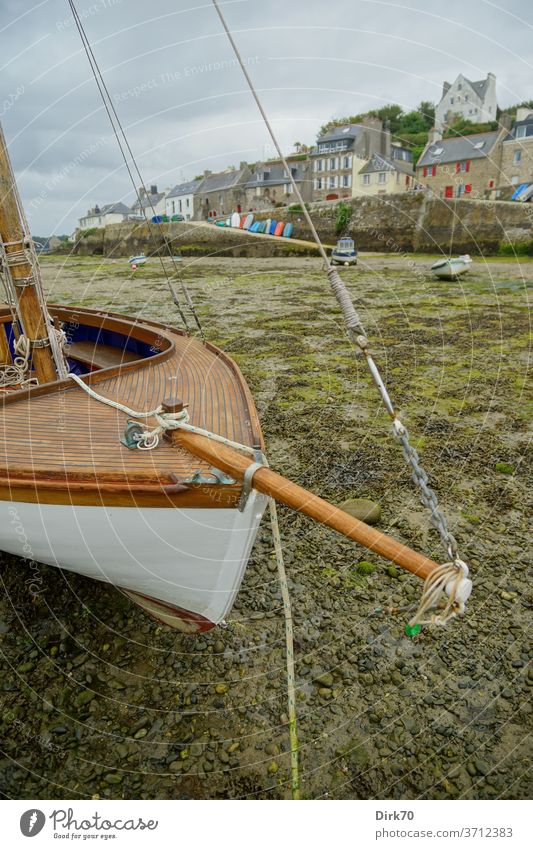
[210,0,469,610]
[67,0,204,339]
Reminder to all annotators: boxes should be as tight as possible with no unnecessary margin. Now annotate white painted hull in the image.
[1,493,267,626]
[431,256,472,280]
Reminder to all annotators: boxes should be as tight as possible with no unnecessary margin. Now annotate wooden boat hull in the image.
[2,493,267,631]
[0,304,267,631]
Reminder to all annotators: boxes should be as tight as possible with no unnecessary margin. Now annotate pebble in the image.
[215,683,228,695]
[314,672,334,688]
[338,498,382,525]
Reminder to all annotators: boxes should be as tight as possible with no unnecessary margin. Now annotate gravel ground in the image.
[0,253,531,800]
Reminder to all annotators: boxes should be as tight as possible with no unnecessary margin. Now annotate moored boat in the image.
[431,254,473,280]
[331,238,358,266]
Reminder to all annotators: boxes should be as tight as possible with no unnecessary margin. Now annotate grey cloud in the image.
[0,0,531,234]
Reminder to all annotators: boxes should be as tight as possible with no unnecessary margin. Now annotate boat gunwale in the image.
[0,305,263,507]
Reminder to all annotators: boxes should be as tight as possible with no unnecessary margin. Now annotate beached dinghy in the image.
[0,1,472,634]
[431,254,472,280]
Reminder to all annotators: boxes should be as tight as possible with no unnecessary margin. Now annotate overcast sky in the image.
[1,0,531,235]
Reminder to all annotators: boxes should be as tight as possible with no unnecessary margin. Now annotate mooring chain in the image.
[393,421,458,559]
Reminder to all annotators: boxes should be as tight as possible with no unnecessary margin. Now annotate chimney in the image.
[500,111,512,130]
[516,106,532,122]
[362,115,382,156]
[239,161,248,170]
[150,185,157,195]
[203,169,212,177]
[428,127,443,144]
[383,119,391,158]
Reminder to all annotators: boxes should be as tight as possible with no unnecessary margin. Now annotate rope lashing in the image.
[327,266,365,335]
[410,560,472,626]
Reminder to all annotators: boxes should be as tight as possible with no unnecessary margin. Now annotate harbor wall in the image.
[74,195,533,257]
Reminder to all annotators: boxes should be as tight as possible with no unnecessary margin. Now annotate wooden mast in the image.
[0,123,56,384]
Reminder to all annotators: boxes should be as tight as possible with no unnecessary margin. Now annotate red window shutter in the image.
[466,160,470,172]
[423,166,427,177]
[489,180,494,188]
[465,184,472,193]
[445,185,453,198]
[456,162,461,173]
[432,165,437,176]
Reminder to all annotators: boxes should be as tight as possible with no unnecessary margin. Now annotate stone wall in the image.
[74,195,533,258]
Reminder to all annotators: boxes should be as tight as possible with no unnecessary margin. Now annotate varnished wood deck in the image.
[0,305,262,507]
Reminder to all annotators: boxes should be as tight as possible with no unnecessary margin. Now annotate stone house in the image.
[195,167,251,219]
[165,178,204,220]
[78,201,132,229]
[415,128,507,199]
[498,108,533,194]
[241,159,313,211]
[354,146,415,196]
[311,118,389,202]
[435,72,498,130]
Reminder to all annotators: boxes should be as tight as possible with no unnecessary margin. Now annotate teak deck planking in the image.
[0,305,262,508]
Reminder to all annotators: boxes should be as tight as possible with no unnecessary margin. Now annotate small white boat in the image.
[431,254,473,280]
[331,238,357,266]
[129,253,147,266]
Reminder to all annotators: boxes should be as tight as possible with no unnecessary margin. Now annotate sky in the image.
[1,0,532,235]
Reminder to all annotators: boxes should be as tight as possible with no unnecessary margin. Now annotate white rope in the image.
[0,335,37,388]
[409,559,472,626]
[67,372,257,454]
[268,496,300,800]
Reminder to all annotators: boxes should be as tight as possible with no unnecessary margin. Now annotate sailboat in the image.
[0,1,471,634]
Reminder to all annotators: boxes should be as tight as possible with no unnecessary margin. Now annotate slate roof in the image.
[417,131,502,168]
[131,192,165,211]
[100,202,131,215]
[316,124,363,144]
[166,178,204,199]
[198,169,247,194]
[358,153,414,176]
[245,162,306,188]
[467,76,490,100]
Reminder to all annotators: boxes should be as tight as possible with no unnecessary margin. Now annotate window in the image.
[171,201,175,214]
[329,176,336,189]
[465,184,472,193]
[178,200,182,212]
[516,126,527,138]
[378,172,386,183]
[362,174,370,185]
[285,183,293,194]
[342,174,351,188]
[450,97,454,105]
[514,150,522,163]
[343,156,351,169]
[186,198,190,208]
[511,175,519,185]
[315,177,323,190]
[457,83,462,90]
[457,161,470,173]
[329,158,337,170]
[317,159,323,172]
